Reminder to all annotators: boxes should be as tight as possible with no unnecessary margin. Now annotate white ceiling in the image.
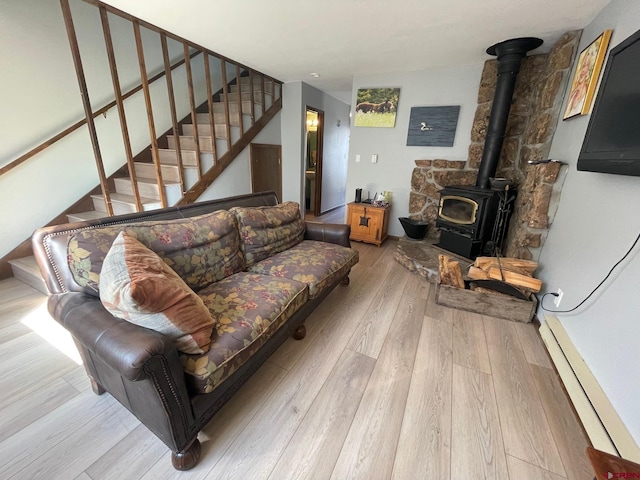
[101,0,611,100]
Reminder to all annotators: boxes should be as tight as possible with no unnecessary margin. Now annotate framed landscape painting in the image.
[354,87,400,127]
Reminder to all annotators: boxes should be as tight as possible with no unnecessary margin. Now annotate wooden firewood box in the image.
[435,283,538,323]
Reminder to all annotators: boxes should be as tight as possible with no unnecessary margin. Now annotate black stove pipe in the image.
[476,37,543,189]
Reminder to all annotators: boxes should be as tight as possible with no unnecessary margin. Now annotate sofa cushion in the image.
[247,240,359,298]
[99,232,215,355]
[180,273,308,394]
[230,202,305,267]
[67,209,244,295]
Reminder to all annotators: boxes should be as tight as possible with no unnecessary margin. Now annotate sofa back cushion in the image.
[230,202,305,267]
[67,209,244,295]
[99,232,214,354]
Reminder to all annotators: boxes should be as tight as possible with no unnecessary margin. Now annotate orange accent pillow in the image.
[99,232,214,354]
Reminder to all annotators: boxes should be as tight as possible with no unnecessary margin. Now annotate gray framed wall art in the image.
[406,105,460,146]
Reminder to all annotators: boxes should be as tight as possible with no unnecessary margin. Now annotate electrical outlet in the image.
[371,154,378,163]
[554,288,564,307]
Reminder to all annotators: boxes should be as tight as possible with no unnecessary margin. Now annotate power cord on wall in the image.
[539,231,640,313]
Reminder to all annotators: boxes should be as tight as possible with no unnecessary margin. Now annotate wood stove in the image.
[437,37,541,259]
[436,185,516,258]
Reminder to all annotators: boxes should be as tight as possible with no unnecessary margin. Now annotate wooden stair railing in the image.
[0,0,282,280]
[60,0,282,219]
[0,35,201,179]
[1,0,282,202]
[60,0,113,216]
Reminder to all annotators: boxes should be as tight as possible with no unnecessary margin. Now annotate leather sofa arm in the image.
[304,221,351,247]
[48,292,176,381]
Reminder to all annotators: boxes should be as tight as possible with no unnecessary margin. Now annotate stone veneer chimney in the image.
[408,31,582,259]
[476,37,542,189]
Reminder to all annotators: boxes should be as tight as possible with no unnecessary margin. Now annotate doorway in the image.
[250,143,282,200]
[305,107,324,217]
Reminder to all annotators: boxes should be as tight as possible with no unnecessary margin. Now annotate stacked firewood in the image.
[438,254,541,298]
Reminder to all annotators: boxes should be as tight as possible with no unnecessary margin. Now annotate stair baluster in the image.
[235,64,245,137]
[248,69,257,126]
[203,53,220,164]
[161,33,187,195]
[184,42,203,180]
[133,20,168,208]
[260,75,267,115]
[220,61,233,152]
[100,6,143,212]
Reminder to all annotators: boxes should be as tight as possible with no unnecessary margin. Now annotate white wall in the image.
[0,0,227,259]
[538,0,640,444]
[346,65,483,236]
[281,82,350,213]
[281,82,304,206]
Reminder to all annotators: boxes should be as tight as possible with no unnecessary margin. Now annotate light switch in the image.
[371,154,378,163]
[356,154,361,163]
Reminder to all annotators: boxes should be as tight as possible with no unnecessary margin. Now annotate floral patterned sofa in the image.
[32,191,358,470]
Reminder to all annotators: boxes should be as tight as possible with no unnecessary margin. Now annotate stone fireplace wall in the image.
[408,30,581,259]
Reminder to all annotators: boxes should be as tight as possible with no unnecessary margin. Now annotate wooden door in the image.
[250,143,282,200]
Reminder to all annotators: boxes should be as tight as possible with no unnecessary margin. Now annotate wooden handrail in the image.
[0,50,202,178]
[84,0,257,78]
[1,0,284,187]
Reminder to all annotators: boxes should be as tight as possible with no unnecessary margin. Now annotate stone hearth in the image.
[394,237,472,283]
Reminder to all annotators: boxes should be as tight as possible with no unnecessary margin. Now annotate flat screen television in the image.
[577,28,640,177]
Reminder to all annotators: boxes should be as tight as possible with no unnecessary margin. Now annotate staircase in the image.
[70,77,277,221]
[7,75,280,293]
[8,257,48,294]
[2,0,282,292]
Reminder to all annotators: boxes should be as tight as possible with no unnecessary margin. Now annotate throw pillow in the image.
[99,231,214,354]
[230,202,305,266]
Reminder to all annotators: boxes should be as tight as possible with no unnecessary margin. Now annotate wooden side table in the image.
[347,202,390,247]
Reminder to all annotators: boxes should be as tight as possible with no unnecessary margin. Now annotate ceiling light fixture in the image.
[310,73,320,78]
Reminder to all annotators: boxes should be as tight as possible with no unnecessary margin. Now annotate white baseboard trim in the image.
[540,315,640,463]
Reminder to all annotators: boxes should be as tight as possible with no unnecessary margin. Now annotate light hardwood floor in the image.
[0,240,593,480]
[305,204,346,224]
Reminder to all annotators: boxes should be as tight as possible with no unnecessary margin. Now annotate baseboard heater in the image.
[540,315,640,463]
